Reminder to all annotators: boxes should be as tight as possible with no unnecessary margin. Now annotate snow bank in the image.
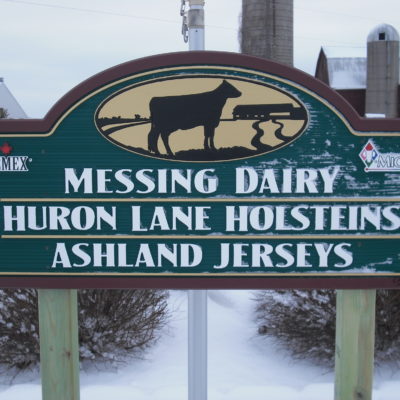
[0,290,400,399]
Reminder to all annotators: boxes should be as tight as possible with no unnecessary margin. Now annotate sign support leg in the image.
[188,290,207,400]
[38,289,80,400]
[334,289,376,400]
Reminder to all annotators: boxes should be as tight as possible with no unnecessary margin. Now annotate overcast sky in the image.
[1,0,400,118]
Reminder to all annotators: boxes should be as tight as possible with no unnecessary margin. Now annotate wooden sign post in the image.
[38,289,80,400]
[0,51,399,399]
[335,290,376,400]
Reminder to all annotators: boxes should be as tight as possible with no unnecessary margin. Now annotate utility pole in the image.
[181,2,207,400]
[187,0,205,50]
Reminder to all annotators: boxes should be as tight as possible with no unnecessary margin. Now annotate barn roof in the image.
[316,47,366,90]
[316,46,400,90]
[0,78,27,118]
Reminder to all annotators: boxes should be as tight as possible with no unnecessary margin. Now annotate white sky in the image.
[1,0,400,118]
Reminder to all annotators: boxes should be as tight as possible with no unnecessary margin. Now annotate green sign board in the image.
[0,52,399,288]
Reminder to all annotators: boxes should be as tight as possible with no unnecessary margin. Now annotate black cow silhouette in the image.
[147,80,241,156]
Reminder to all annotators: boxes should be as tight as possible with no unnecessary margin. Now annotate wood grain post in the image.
[334,289,376,400]
[38,289,80,400]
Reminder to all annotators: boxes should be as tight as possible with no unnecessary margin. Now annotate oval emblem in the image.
[95,74,308,162]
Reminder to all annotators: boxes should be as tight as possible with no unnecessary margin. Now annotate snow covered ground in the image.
[0,290,400,399]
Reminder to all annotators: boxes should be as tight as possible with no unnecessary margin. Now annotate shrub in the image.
[375,290,400,361]
[0,289,169,370]
[0,289,40,370]
[78,289,169,363]
[254,289,400,366]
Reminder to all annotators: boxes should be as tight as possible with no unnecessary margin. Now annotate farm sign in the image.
[0,51,399,288]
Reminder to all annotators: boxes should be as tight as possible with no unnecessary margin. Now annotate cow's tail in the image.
[148,123,159,154]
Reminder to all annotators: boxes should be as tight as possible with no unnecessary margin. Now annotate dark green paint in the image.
[1,66,399,277]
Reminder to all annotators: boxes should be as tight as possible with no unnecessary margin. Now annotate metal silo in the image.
[240,0,293,66]
[365,23,399,117]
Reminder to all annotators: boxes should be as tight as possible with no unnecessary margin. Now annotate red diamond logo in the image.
[0,142,13,155]
[365,142,374,151]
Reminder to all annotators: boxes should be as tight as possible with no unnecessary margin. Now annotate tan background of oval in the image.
[97,78,306,154]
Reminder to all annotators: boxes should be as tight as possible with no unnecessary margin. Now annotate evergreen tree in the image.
[0,108,9,118]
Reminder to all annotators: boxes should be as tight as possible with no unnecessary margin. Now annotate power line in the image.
[294,5,395,24]
[0,0,234,30]
[1,0,181,24]
[2,0,395,48]
[295,35,365,47]
[3,0,398,29]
